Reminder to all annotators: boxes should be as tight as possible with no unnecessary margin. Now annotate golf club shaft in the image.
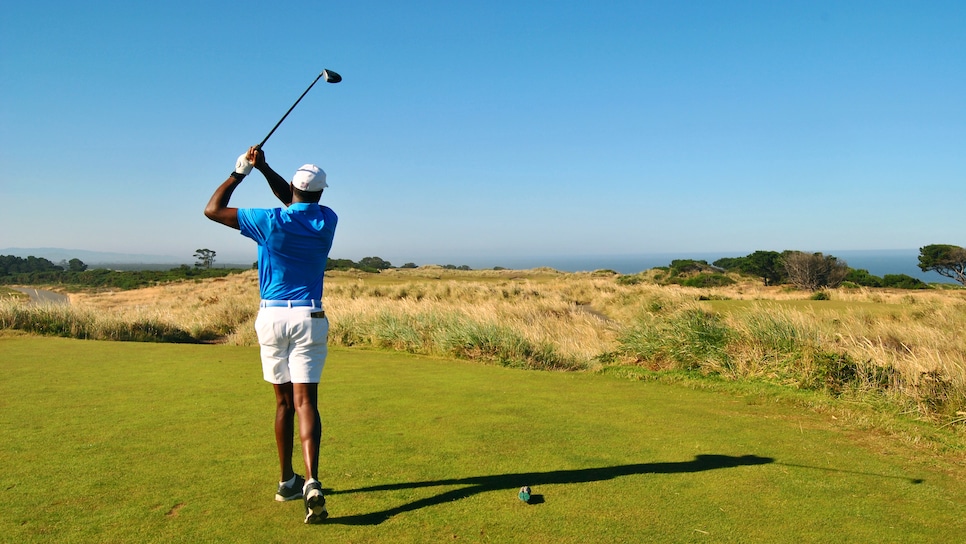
[256,71,329,149]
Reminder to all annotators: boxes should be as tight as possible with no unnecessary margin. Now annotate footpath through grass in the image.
[1,336,965,543]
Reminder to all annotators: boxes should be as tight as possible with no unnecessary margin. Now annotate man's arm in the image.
[251,146,293,206]
[204,173,244,229]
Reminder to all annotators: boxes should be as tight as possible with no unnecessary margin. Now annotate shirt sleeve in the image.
[321,206,339,232]
[237,208,273,245]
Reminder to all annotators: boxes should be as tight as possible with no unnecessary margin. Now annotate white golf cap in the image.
[292,164,327,192]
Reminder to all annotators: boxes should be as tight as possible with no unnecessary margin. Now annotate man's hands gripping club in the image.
[235,152,254,176]
[205,147,292,230]
[235,146,269,176]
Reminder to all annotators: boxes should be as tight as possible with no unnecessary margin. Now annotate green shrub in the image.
[913,370,960,415]
[844,269,882,287]
[668,259,714,277]
[799,351,898,396]
[881,274,929,289]
[616,274,645,285]
[805,351,859,394]
[678,273,736,288]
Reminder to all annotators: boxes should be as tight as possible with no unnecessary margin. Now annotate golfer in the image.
[205,146,337,524]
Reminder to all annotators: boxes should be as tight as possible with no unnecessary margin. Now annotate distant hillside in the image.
[0,247,187,266]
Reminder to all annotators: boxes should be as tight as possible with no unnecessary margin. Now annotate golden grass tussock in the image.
[66,273,260,342]
[324,275,619,364]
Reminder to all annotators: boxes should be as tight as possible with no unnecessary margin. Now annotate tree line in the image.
[0,255,246,290]
[194,249,473,274]
[0,255,89,275]
[651,244,966,290]
[326,256,472,272]
[4,244,963,291]
[0,253,472,290]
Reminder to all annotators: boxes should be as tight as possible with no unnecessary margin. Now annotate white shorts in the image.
[254,306,329,384]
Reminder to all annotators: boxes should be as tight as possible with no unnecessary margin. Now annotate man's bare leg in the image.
[272,382,296,481]
[293,382,327,523]
[292,383,321,481]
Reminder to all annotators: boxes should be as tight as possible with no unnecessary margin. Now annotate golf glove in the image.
[235,153,253,176]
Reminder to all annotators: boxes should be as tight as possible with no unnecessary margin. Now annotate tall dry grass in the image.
[4,267,965,419]
[323,272,618,367]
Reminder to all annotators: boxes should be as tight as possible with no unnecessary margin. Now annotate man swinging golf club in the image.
[205,145,337,524]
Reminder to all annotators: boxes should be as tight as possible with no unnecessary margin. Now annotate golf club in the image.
[256,68,342,149]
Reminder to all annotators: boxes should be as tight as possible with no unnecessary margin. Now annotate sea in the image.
[478,249,955,284]
[3,247,955,284]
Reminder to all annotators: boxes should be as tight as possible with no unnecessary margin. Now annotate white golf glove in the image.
[235,153,253,176]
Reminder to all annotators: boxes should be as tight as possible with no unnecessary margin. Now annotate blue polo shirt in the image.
[237,203,337,301]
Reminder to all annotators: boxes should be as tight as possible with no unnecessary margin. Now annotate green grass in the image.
[2,337,965,543]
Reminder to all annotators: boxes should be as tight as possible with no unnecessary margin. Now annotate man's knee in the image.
[293,383,319,406]
[273,383,296,412]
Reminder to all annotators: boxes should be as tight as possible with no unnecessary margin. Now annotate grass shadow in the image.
[325,454,773,526]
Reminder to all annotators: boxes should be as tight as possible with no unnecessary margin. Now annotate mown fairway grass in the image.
[2,336,965,543]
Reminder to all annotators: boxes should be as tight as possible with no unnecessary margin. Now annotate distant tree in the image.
[749,251,784,286]
[326,258,357,271]
[0,255,62,276]
[194,249,216,269]
[358,256,392,270]
[734,250,785,286]
[679,273,736,288]
[782,252,849,291]
[844,268,882,287]
[881,274,928,289]
[67,258,88,272]
[668,259,714,276]
[712,257,744,271]
[918,244,966,286]
[400,262,418,269]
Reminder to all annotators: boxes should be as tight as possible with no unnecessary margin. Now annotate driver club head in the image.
[323,69,342,83]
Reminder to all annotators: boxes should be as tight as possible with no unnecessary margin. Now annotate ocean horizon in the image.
[3,247,957,284]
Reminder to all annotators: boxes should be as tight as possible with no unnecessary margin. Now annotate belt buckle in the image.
[310,311,326,319]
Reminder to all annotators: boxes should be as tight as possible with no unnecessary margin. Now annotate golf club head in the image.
[323,69,342,83]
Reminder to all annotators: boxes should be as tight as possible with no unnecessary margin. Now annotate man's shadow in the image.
[324,454,773,526]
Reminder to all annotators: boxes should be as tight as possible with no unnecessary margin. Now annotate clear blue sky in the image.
[1,1,963,266]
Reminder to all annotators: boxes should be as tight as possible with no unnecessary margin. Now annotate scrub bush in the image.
[677,273,736,288]
[617,308,732,372]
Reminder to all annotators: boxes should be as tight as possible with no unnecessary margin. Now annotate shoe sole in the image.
[304,490,328,524]
[275,492,303,502]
